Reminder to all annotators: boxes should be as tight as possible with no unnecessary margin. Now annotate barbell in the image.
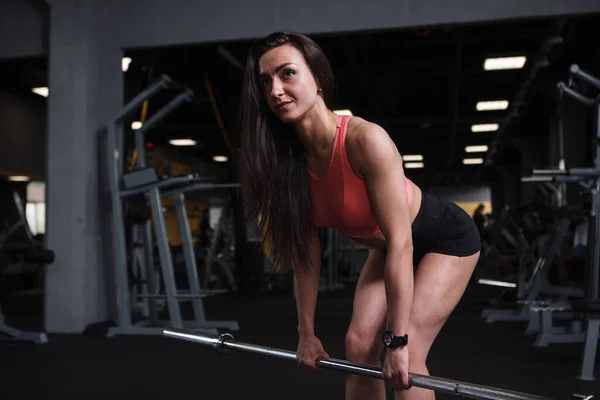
[162,329,590,400]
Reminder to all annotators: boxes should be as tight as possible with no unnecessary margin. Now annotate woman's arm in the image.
[352,122,414,337]
[293,224,322,336]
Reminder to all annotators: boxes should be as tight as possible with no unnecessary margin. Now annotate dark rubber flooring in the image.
[0,281,597,399]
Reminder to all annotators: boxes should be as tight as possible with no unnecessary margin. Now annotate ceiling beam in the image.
[106,0,600,52]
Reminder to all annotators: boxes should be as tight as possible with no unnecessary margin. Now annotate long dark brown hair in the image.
[238,31,335,271]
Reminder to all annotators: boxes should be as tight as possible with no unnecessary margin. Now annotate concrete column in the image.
[45,0,122,333]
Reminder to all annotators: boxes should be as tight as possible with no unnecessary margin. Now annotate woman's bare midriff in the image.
[348,181,422,249]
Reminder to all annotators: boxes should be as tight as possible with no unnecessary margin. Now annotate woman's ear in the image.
[314,76,322,94]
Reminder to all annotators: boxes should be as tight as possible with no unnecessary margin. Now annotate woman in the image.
[238,31,481,400]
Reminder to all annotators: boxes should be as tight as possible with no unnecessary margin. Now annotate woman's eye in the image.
[284,69,295,77]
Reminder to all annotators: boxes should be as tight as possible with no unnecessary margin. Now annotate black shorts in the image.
[409,191,481,265]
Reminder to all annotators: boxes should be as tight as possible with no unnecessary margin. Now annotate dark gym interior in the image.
[1,1,600,399]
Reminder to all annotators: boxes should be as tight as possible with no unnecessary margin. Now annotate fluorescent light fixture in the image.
[484,56,526,71]
[404,162,424,169]
[122,57,132,72]
[8,175,30,182]
[169,139,197,146]
[463,158,484,165]
[403,154,423,162]
[131,121,142,130]
[477,279,517,288]
[476,101,509,111]
[471,123,499,132]
[465,145,489,153]
[31,87,49,97]
[334,109,353,116]
[213,155,228,162]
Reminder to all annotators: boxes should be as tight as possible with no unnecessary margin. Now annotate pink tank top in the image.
[307,115,413,238]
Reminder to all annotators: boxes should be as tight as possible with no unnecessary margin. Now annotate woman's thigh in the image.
[346,247,479,363]
[407,252,479,362]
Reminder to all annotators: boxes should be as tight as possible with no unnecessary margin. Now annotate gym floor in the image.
[0,281,597,400]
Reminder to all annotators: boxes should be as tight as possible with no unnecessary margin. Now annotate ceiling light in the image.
[31,87,48,97]
[334,109,353,116]
[122,57,132,72]
[484,56,527,71]
[8,175,30,182]
[213,155,228,162]
[169,139,197,146]
[403,155,423,162]
[476,101,509,111]
[131,121,142,130]
[463,158,484,165]
[471,124,499,132]
[404,162,424,169]
[465,145,489,153]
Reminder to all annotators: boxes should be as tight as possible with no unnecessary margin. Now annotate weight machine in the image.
[522,64,600,381]
[202,202,238,292]
[0,192,54,343]
[481,217,582,327]
[317,228,367,292]
[104,75,239,337]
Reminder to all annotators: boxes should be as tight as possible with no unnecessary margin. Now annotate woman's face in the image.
[258,44,321,123]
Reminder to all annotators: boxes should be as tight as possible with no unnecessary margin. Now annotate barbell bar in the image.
[163,329,557,400]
